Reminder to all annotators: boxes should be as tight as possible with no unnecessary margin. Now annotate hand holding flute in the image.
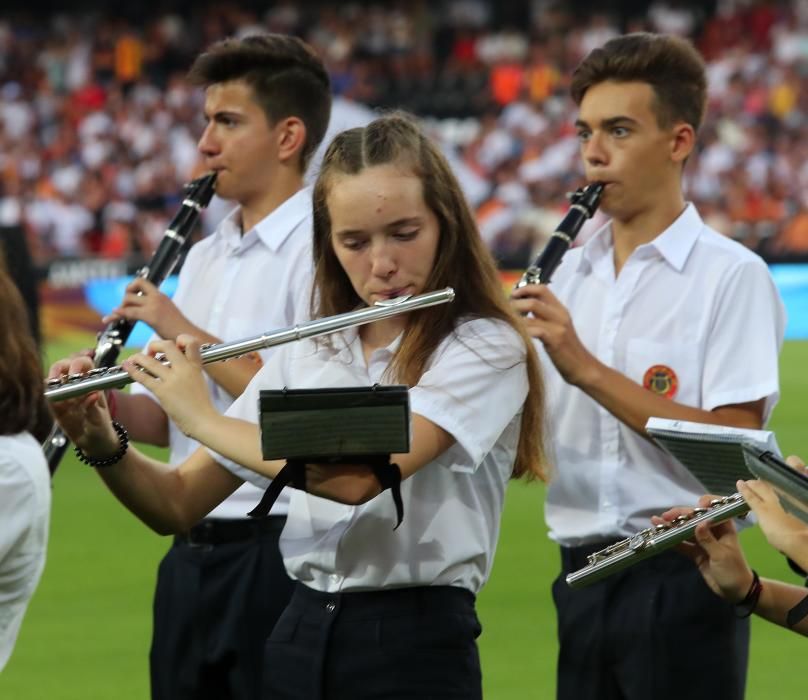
[657,470,808,636]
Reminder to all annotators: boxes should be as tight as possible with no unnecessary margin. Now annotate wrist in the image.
[733,569,762,617]
[74,420,130,468]
[179,405,218,441]
[573,356,605,390]
[727,568,756,604]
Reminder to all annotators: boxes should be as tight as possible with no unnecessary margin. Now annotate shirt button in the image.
[330,573,341,583]
[325,601,336,613]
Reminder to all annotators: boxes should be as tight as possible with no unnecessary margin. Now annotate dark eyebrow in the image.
[575,116,640,130]
[203,110,244,123]
[333,217,423,238]
[385,217,422,229]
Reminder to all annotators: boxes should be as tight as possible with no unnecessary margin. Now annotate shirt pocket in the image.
[624,339,701,407]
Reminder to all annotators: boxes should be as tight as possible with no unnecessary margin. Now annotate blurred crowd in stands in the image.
[0,0,807,271]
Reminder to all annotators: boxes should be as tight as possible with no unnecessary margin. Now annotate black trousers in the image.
[150,516,294,700]
[553,543,750,700]
[263,583,482,700]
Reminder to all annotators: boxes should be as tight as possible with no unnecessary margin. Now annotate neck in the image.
[239,171,304,234]
[611,193,687,275]
[360,315,407,352]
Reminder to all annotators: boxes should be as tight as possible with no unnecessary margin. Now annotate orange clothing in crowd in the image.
[115,35,143,83]
[490,63,524,106]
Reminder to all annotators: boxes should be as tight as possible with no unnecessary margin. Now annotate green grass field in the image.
[1,338,806,699]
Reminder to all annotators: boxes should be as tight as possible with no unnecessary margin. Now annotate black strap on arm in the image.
[248,455,404,529]
[786,556,807,578]
[786,592,808,628]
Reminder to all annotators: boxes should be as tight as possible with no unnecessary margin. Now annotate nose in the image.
[197,123,219,157]
[583,130,608,167]
[370,239,397,279]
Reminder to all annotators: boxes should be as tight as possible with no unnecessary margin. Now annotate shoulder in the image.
[0,433,50,502]
[692,224,769,273]
[434,316,527,365]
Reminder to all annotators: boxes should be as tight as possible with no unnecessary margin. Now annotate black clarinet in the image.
[514,182,604,288]
[43,172,217,474]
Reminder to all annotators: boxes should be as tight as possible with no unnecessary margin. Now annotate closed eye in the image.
[393,229,419,241]
[341,237,367,251]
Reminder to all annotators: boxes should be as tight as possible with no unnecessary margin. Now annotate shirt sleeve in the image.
[702,258,786,422]
[408,318,529,473]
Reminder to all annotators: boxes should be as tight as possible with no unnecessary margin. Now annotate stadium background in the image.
[1,0,806,697]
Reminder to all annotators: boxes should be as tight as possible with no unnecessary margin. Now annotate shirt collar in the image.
[577,202,703,274]
[646,203,703,272]
[252,187,312,252]
[215,187,312,253]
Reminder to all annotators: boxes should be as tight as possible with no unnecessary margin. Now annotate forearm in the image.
[773,530,808,574]
[755,578,808,636]
[185,412,284,480]
[111,391,169,446]
[94,447,206,534]
[577,362,763,437]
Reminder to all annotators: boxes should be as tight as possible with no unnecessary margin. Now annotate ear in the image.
[670,122,696,165]
[275,117,308,170]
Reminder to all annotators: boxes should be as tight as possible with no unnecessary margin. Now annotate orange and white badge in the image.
[642,365,678,399]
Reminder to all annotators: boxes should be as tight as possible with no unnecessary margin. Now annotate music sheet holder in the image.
[742,444,808,526]
[249,385,410,527]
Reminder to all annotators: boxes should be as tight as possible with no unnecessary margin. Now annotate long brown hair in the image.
[311,114,548,480]
[0,255,51,442]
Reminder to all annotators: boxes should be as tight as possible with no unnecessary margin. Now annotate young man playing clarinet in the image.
[101,35,331,700]
[511,33,785,699]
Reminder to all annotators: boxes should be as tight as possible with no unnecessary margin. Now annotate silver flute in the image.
[45,287,455,402]
[565,493,749,589]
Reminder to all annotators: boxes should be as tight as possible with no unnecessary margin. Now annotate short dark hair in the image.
[188,34,332,170]
[570,33,707,132]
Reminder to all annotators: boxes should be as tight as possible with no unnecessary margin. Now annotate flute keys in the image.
[629,533,648,551]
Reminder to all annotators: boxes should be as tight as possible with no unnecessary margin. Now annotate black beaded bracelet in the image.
[734,569,762,618]
[74,420,129,468]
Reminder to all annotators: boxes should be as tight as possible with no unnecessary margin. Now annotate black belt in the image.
[289,582,475,621]
[175,515,286,547]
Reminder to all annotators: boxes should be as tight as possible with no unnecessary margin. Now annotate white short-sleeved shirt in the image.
[0,433,50,671]
[542,204,786,545]
[131,187,314,518]
[210,317,529,594]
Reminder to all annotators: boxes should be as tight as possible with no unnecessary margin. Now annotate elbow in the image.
[145,506,198,537]
[338,481,383,506]
[311,481,381,506]
[145,512,188,537]
[152,522,177,537]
